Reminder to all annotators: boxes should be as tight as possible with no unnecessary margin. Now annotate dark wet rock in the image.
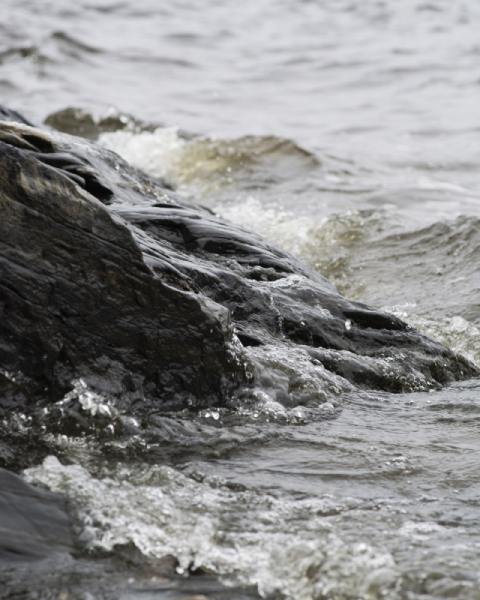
[0,105,34,126]
[0,105,478,600]
[0,106,478,441]
[0,467,73,561]
[0,540,262,600]
[0,120,248,421]
[44,106,159,142]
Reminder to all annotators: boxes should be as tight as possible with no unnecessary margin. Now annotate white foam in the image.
[101,127,187,187]
[99,130,372,268]
[218,197,313,260]
[399,520,447,540]
[100,128,239,198]
[383,308,480,367]
[25,456,400,600]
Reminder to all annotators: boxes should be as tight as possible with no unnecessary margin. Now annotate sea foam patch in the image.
[100,128,322,201]
[24,456,400,600]
[384,309,480,367]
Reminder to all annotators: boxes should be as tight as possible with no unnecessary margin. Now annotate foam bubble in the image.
[101,127,189,189]
[24,456,400,600]
[383,308,480,367]
[218,197,313,260]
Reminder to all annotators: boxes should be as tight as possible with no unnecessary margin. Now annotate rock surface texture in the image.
[0,107,479,600]
[0,109,478,466]
[0,467,72,561]
[0,119,247,417]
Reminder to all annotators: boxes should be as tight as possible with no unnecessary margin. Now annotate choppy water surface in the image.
[2,0,480,598]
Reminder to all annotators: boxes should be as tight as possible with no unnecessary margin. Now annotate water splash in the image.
[25,455,401,600]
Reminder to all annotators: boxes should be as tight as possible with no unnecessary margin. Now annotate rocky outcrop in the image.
[0,121,248,418]
[0,109,478,435]
[0,107,478,597]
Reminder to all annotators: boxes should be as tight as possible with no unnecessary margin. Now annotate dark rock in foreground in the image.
[0,111,478,428]
[0,120,247,418]
[0,467,72,561]
[0,106,478,600]
[0,469,260,600]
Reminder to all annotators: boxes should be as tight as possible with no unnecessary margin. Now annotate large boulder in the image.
[0,109,477,445]
[0,121,248,418]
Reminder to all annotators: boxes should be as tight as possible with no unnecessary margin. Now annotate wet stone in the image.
[0,467,73,561]
[0,105,478,465]
[0,105,478,600]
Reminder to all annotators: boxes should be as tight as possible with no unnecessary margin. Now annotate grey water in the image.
[2,0,480,598]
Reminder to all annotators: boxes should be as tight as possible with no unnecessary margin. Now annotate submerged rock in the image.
[0,107,477,442]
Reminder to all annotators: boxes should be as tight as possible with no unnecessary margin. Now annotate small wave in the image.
[100,128,321,198]
[24,455,401,600]
[0,31,102,72]
[100,126,477,222]
[293,211,479,324]
[0,43,53,66]
[382,310,480,367]
[0,44,38,63]
[217,201,480,361]
[118,52,198,67]
[51,31,102,55]
[83,2,131,14]
[45,106,155,141]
